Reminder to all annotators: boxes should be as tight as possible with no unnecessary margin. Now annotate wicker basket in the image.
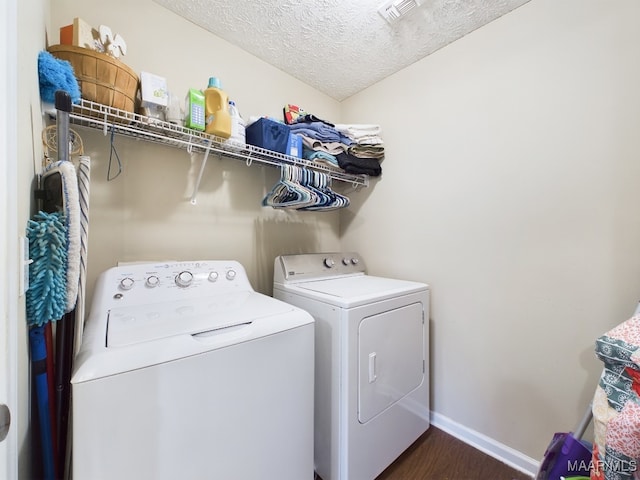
[48,44,139,113]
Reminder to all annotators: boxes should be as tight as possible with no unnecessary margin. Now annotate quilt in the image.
[592,316,640,480]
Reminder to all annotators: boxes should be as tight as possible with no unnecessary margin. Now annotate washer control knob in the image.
[119,277,135,291]
[351,258,359,265]
[175,271,194,288]
[208,271,219,282]
[226,269,236,281]
[145,275,160,288]
[323,257,335,268]
[342,257,350,266]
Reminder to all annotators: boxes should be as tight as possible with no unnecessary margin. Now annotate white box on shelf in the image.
[140,71,168,108]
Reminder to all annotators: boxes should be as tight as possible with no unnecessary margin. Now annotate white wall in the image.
[48,0,345,303]
[341,0,640,466]
[16,0,49,477]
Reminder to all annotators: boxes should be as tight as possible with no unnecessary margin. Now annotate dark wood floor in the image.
[375,426,533,480]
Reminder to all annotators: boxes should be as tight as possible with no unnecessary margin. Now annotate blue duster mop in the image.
[37,50,81,105]
[25,211,68,327]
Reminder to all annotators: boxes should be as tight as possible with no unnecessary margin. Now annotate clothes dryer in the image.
[273,253,430,480]
[72,260,314,480]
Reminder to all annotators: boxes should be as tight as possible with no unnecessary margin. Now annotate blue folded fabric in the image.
[289,122,352,145]
[303,147,339,167]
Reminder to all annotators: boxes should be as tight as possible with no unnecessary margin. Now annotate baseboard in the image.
[430,411,539,478]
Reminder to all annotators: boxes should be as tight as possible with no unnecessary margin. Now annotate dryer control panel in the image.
[275,252,366,283]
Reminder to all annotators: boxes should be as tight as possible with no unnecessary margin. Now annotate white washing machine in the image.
[273,253,430,480]
[71,260,314,480]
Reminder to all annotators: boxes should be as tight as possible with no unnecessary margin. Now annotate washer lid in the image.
[107,291,294,347]
[292,275,428,308]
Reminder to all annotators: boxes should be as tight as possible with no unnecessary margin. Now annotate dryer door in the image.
[358,302,425,423]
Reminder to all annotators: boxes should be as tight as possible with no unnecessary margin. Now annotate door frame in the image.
[1,0,19,476]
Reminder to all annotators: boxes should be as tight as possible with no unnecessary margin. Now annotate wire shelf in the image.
[66,99,370,191]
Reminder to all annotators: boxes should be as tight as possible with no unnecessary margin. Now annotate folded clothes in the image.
[300,135,348,155]
[303,149,340,170]
[303,147,338,164]
[351,135,384,146]
[289,122,352,145]
[348,145,385,160]
[336,152,382,177]
[293,113,335,127]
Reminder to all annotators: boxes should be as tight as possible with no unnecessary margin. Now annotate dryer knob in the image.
[175,271,194,288]
[351,258,359,265]
[226,269,236,281]
[324,257,335,268]
[208,271,219,282]
[119,277,135,291]
[342,258,350,266]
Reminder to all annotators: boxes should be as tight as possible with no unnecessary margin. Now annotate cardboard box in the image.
[59,18,98,49]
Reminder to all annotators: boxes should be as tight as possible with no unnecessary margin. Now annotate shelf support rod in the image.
[190,140,213,205]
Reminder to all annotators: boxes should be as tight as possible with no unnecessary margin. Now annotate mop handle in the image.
[55,90,71,162]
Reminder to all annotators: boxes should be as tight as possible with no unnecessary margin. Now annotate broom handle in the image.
[44,323,57,473]
[54,90,75,480]
[573,403,593,440]
[30,327,55,480]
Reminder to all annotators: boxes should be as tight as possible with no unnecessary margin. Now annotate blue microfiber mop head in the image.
[25,211,68,327]
[37,50,81,104]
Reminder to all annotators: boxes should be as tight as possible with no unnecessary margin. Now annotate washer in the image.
[273,253,430,480]
[72,260,314,480]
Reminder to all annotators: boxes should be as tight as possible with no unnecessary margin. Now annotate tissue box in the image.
[140,71,168,108]
[246,118,290,154]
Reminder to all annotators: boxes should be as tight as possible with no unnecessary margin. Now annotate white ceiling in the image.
[153,0,531,101]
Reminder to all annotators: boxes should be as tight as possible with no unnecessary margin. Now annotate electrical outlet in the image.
[19,235,32,297]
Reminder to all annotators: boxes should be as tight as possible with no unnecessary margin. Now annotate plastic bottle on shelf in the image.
[224,100,246,150]
[204,77,231,139]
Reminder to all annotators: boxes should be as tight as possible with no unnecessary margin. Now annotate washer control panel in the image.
[101,260,252,307]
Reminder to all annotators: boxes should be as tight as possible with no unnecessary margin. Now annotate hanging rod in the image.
[63,99,370,188]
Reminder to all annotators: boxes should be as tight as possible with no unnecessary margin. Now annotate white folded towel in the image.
[334,124,381,140]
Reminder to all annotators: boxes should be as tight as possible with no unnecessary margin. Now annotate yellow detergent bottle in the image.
[204,77,232,138]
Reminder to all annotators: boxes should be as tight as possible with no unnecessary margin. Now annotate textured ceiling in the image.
[153,0,531,101]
